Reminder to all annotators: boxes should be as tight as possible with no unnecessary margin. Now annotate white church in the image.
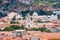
[7,11,58,27]
[32,12,58,21]
[25,11,58,27]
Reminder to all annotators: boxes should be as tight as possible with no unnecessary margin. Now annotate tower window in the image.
[28,25,30,27]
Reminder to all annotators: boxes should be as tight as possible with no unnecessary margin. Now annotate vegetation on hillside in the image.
[0,0,60,18]
[0,25,51,32]
[32,0,60,6]
[2,25,25,31]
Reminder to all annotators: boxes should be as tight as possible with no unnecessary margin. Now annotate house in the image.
[7,12,23,21]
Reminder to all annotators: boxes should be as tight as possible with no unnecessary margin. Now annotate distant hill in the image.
[32,0,60,7]
[0,12,7,18]
[0,0,60,18]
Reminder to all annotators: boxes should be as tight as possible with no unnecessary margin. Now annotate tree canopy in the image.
[0,25,51,32]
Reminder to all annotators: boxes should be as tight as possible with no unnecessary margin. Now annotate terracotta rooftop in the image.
[0,31,60,40]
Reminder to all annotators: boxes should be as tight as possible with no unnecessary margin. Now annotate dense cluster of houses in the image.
[0,0,60,40]
[0,10,60,29]
[0,10,60,40]
[0,30,60,40]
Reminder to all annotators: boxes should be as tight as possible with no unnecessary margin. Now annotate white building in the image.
[53,10,60,19]
[53,10,60,14]
[51,14,58,21]
[25,13,37,27]
[31,12,58,21]
[32,12,38,16]
[7,12,23,21]
[26,13,31,27]
[16,14,23,20]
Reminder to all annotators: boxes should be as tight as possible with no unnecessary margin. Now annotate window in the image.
[1,33,5,35]
[6,35,8,36]
[31,37,40,40]
[18,39,20,40]
[28,25,30,27]
[13,37,15,39]
[25,39,28,40]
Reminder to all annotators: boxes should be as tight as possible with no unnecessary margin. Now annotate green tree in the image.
[21,25,25,29]
[3,27,14,31]
[31,28,38,31]
[3,25,25,31]
[27,27,52,32]
[25,28,31,31]
[10,25,25,30]
[10,25,21,30]
[0,29,2,31]
[39,27,51,32]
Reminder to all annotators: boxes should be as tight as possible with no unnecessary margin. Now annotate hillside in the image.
[32,0,60,7]
[0,0,60,12]
[0,0,60,18]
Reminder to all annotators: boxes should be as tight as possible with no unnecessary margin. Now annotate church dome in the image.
[32,12,38,16]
